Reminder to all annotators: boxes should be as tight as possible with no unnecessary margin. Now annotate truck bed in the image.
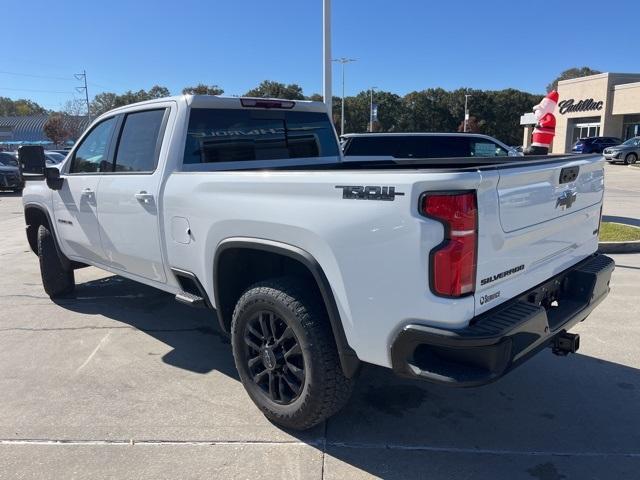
[254,154,596,172]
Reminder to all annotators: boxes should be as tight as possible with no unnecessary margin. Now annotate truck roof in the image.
[103,95,328,116]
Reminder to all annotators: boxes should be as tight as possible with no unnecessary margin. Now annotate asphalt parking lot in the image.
[1,164,639,479]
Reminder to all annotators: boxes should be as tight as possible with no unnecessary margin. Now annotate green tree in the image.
[90,85,171,117]
[182,84,224,95]
[245,80,305,100]
[547,67,602,92]
[0,97,48,116]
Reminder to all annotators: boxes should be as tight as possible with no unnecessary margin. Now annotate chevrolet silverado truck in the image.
[19,95,614,430]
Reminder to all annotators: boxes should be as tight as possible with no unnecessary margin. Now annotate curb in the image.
[598,241,640,254]
[598,222,640,254]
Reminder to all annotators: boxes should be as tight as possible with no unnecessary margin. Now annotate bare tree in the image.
[63,99,89,141]
[43,115,70,146]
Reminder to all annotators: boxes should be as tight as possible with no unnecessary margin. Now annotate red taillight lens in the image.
[421,192,478,297]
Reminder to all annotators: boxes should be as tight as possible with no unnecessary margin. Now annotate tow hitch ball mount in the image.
[551,332,580,356]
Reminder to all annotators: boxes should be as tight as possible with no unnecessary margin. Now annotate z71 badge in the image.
[335,185,405,201]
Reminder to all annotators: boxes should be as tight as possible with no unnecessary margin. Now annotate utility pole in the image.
[333,58,356,136]
[369,86,377,132]
[463,93,471,132]
[323,0,332,116]
[75,70,91,123]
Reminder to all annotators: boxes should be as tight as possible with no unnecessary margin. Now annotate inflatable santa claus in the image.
[525,90,559,155]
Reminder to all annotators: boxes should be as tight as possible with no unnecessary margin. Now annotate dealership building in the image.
[521,72,640,153]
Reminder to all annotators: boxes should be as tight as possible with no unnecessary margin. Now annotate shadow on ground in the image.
[603,215,640,227]
[55,275,640,479]
[54,275,237,378]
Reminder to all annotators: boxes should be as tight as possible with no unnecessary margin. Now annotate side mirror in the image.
[18,145,46,177]
[45,167,64,190]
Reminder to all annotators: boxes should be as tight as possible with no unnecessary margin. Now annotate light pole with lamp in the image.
[369,86,378,132]
[323,0,332,114]
[333,57,357,136]
[464,94,472,132]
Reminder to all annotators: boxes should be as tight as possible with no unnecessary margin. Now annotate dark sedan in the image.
[572,136,621,154]
[0,152,24,192]
[604,137,640,165]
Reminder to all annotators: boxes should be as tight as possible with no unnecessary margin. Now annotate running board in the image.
[175,291,206,308]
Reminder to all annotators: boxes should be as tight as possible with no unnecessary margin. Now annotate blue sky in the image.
[3,0,638,110]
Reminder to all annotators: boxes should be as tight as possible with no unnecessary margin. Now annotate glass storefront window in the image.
[571,121,601,143]
[622,115,640,140]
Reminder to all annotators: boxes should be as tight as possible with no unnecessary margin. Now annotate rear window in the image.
[183,108,339,165]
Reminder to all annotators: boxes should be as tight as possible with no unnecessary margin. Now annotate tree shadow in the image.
[52,274,640,478]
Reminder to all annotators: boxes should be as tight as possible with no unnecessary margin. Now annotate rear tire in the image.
[37,225,74,298]
[231,277,353,430]
[625,153,637,165]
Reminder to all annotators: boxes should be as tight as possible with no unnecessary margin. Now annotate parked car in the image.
[0,151,24,192]
[341,133,523,160]
[603,137,640,165]
[571,137,621,154]
[44,151,67,165]
[22,95,613,430]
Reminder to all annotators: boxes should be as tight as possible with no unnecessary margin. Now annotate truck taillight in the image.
[420,191,478,298]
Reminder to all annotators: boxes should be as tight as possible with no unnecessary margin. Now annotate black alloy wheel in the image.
[243,309,305,404]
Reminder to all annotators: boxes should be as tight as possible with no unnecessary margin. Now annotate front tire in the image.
[37,225,75,298]
[231,278,353,430]
[625,153,637,165]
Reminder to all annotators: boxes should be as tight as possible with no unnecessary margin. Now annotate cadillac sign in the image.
[558,98,603,115]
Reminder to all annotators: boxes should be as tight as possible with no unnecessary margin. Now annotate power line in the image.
[0,70,74,81]
[0,86,76,94]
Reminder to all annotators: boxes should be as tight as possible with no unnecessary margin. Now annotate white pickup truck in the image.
[20,95,614,430]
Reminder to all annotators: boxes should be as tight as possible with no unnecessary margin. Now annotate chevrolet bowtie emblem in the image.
[556,190,577,209]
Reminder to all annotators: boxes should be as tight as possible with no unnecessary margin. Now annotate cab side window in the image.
[70,117,117,173]
[113,109,166,173]
[471,140,509,157]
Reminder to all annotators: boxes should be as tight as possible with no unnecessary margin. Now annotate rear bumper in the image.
[390,254,614,387]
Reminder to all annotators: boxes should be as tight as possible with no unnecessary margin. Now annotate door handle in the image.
[135,191,154,204]
[81,188,94,198]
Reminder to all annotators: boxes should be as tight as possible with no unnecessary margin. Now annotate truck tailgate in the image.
[474,155,604,315]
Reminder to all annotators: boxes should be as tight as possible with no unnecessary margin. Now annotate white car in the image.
[21,95,613,430]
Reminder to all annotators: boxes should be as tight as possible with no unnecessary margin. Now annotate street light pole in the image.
[333,58,356,136]
[369,86,377,132]
[464,94,471,133]
[323,0,332,115]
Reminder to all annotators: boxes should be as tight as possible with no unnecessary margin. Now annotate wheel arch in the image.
[24,203,72,269]
[213,237,360,378]
[24,203,54,255]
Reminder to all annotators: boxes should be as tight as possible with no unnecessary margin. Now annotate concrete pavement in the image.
[1,167,639,479]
